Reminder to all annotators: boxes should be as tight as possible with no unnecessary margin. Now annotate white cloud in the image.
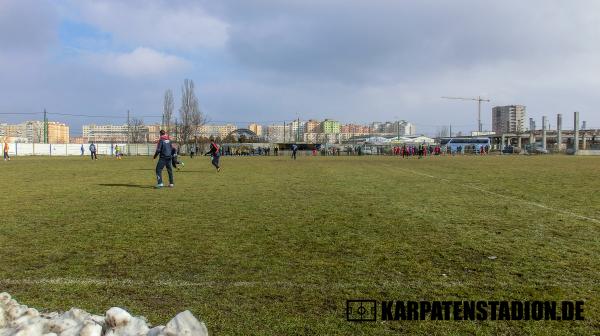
[87,47,190,77]
[64,0,229,50]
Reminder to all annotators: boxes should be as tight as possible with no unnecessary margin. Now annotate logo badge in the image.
[346,300,377,322]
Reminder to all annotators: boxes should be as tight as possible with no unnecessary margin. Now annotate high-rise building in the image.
[266,124,287,142]
[0,121,69,143]
[83,124,130,143]
[248,123,263,137]
[492,105,526,133]
[341,124,369,134]
[146,124,162,142]
[321,119,340,134]
[305,119,320,133]
[367,121,414,135]
[370,122,383,133]
[289,120,305,142]
[47,122,70,143]
[198,124,237,139]
[398,121,415,136]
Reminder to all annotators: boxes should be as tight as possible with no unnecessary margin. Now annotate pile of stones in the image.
[0,293,208,336]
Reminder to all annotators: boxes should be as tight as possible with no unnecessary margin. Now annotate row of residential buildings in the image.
[0,121,70,143]
[0,119,416,144]
[263,119,415,143]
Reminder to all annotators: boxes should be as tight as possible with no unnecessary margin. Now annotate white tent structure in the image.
[389,135,435,145]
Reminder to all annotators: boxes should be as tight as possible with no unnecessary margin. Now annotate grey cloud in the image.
[207,0,600,84]
[2,0,600,133]
[0,0,58,53]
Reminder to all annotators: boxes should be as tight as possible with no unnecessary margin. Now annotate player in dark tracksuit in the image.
[205,140,221,172]
[171,144,184,170]
[153,130,174,188]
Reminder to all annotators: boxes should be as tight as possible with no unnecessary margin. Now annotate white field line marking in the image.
[399,168,600,224]
[0,278,470,289]
[2,277,591,290]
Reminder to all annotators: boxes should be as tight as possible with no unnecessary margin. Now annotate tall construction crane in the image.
[441,96,491,133]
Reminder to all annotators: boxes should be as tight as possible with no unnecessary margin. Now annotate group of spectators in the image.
[392,145,443,157]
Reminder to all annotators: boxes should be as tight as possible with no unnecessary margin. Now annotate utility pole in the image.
[127,110,131,155]
[283,121,286,143]
[477,96,483,133]
[574,111,580,154]
[43,108,48,143]
[449,124,452,138]
[441,96,491,133]
[127,110,131,141]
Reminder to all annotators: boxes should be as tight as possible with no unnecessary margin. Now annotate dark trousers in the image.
[292,151,297,160]
[211,155,220,169]
[156,157,174,185]
[3,151,8,160]
[90,151,97,160]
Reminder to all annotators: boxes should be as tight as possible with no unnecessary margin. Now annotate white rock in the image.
[0,295,209,336]
[105,308,131,328]
[79,322,102,336]
[107,316,149,336]
[46,317,78,334]
[11,315,44,330]
[0,328,17,336]
[13,321,44,336]
[0,307,6,328]
[87,315,105,327]
[0,293,11,304]
[163,311,208,336]
[7,305,28,320]
[146,326,165,336]
[25,309,40,319]
[62,308,89,323]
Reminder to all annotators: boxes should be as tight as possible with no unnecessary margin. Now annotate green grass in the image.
[0,155,599,335]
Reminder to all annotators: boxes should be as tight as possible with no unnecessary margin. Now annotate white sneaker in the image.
[168,184,174,188]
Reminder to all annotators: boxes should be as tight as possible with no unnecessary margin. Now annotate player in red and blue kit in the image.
[205,140,221,172]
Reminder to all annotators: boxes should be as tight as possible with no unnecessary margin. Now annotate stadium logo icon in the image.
[346,300,377,322]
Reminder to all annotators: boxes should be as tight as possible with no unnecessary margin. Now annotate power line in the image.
[0,112,41,115]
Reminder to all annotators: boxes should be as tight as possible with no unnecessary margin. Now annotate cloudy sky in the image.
[1,0,599,135]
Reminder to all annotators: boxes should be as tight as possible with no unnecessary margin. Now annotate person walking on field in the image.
[205,139,221,172]
[153,130,174,188]
[80,144,84,156]
[291,144,298,160]
[3,141,10,161]
[89,142,98,160]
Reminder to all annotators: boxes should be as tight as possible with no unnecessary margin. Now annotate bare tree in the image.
[163,89,174,133]
[130,118,147,143]
[178,79,206,150]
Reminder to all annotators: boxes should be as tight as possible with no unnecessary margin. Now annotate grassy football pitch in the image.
[1,155,599,335]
